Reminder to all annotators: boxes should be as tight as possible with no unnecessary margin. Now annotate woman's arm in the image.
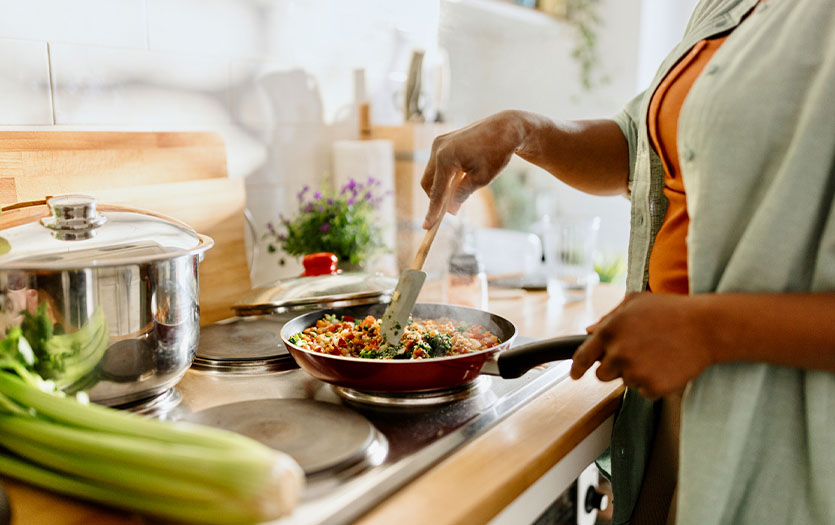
[420,109,630,228]
[569,292,835,399]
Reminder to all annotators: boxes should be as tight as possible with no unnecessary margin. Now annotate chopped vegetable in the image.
[0,306,304,524]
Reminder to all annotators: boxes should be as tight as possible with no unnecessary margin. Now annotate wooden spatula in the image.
[380,171,465,346]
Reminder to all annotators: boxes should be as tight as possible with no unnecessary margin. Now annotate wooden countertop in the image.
[2,284,626,525]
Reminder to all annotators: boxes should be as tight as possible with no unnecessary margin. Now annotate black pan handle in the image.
[497,334,589,379]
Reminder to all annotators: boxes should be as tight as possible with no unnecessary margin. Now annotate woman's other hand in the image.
[569,292,716,400]
[569,291,835,399]
[421,110,527,229]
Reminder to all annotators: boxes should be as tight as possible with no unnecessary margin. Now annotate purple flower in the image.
[347,197,355,205]
[313,191,322,200]
[317,204,324,212]
[326,198,334,205]
[364,191,373,201]
[319,223,330,233]
[297,186,309,202]
[367,176,378,185]
[278,233,287,241]
[304,203,314,213]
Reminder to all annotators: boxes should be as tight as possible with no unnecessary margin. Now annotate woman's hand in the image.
[569,293,716,400]
[420,112,630,229]
[421,110,527,229]
[570,291,835,399]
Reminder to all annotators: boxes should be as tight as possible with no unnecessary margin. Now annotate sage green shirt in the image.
[609,0,835,523]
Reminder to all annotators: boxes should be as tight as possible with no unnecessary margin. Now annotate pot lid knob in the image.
[40,194,107,240]
[302,252,341,276]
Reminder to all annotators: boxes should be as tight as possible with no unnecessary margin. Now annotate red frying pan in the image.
[280,303,587,392]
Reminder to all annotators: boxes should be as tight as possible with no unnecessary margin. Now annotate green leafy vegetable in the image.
[20,304,107,389]
[425,334,453,358]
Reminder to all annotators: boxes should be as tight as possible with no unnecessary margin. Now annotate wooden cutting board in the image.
[0,131,251,325]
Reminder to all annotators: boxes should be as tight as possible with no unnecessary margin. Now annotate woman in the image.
[420,1,835,524]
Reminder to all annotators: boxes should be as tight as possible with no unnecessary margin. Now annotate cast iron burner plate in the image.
[192,316,296,372]
[196,316,288,361]
[182,398,386,475]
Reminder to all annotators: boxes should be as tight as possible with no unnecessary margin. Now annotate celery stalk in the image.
[0,433,224,503]
[0,415,274,497]
[0,453,270,525]
[0,373,255,450]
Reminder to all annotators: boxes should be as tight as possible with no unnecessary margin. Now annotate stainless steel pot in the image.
[0,195,213,406]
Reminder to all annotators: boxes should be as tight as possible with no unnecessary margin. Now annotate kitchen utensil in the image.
[380,171,464,345]
[232,270,397,321]
[0,195,213,405]
[544,214,601,302]
[404,49,425,123]
[281,302,588,392]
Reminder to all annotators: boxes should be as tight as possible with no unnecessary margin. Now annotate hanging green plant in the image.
[565,0,607,91]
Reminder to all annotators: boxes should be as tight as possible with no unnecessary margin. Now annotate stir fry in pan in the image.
[288,314,501,360]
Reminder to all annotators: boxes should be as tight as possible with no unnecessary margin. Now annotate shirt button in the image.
[706,63,720,75]
[619,447,627,458]
[683,149,695,162]
[638,216,645,226]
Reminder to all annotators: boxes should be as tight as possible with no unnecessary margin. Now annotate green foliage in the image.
[594,252,626,284]
[489,170,539,232]
[265,178,388,266]
[567,0,608,91]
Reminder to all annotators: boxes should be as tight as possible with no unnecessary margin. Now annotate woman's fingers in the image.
[595,356,622,382]
[570,334,606,379]
[446,168,483,216]
[423,164,463,229]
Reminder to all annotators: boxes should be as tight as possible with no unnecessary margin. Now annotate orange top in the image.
[646,35,729,294]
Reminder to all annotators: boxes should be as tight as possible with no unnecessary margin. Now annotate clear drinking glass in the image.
[545,215,601,302]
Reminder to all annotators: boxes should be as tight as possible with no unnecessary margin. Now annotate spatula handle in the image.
[411,171,466,271]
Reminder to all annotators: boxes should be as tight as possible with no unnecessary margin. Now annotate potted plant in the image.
[265,177,389,271]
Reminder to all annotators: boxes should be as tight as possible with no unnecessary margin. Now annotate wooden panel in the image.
[0,131,227,202]
[0,131,250,325]
[0,177,16,204]
[91,178,250,325]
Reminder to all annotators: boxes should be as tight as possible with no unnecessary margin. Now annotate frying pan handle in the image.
[497,334,589,379]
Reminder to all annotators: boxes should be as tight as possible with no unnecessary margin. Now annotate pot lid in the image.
[233,272,396,315]
[0,195,213,269]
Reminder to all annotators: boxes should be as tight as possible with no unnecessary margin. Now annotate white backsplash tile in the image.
[148,0,264,58]
[50,44,232,125]
[262,0,440,123]
[0,0,146,48]
[0,39,52,125]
